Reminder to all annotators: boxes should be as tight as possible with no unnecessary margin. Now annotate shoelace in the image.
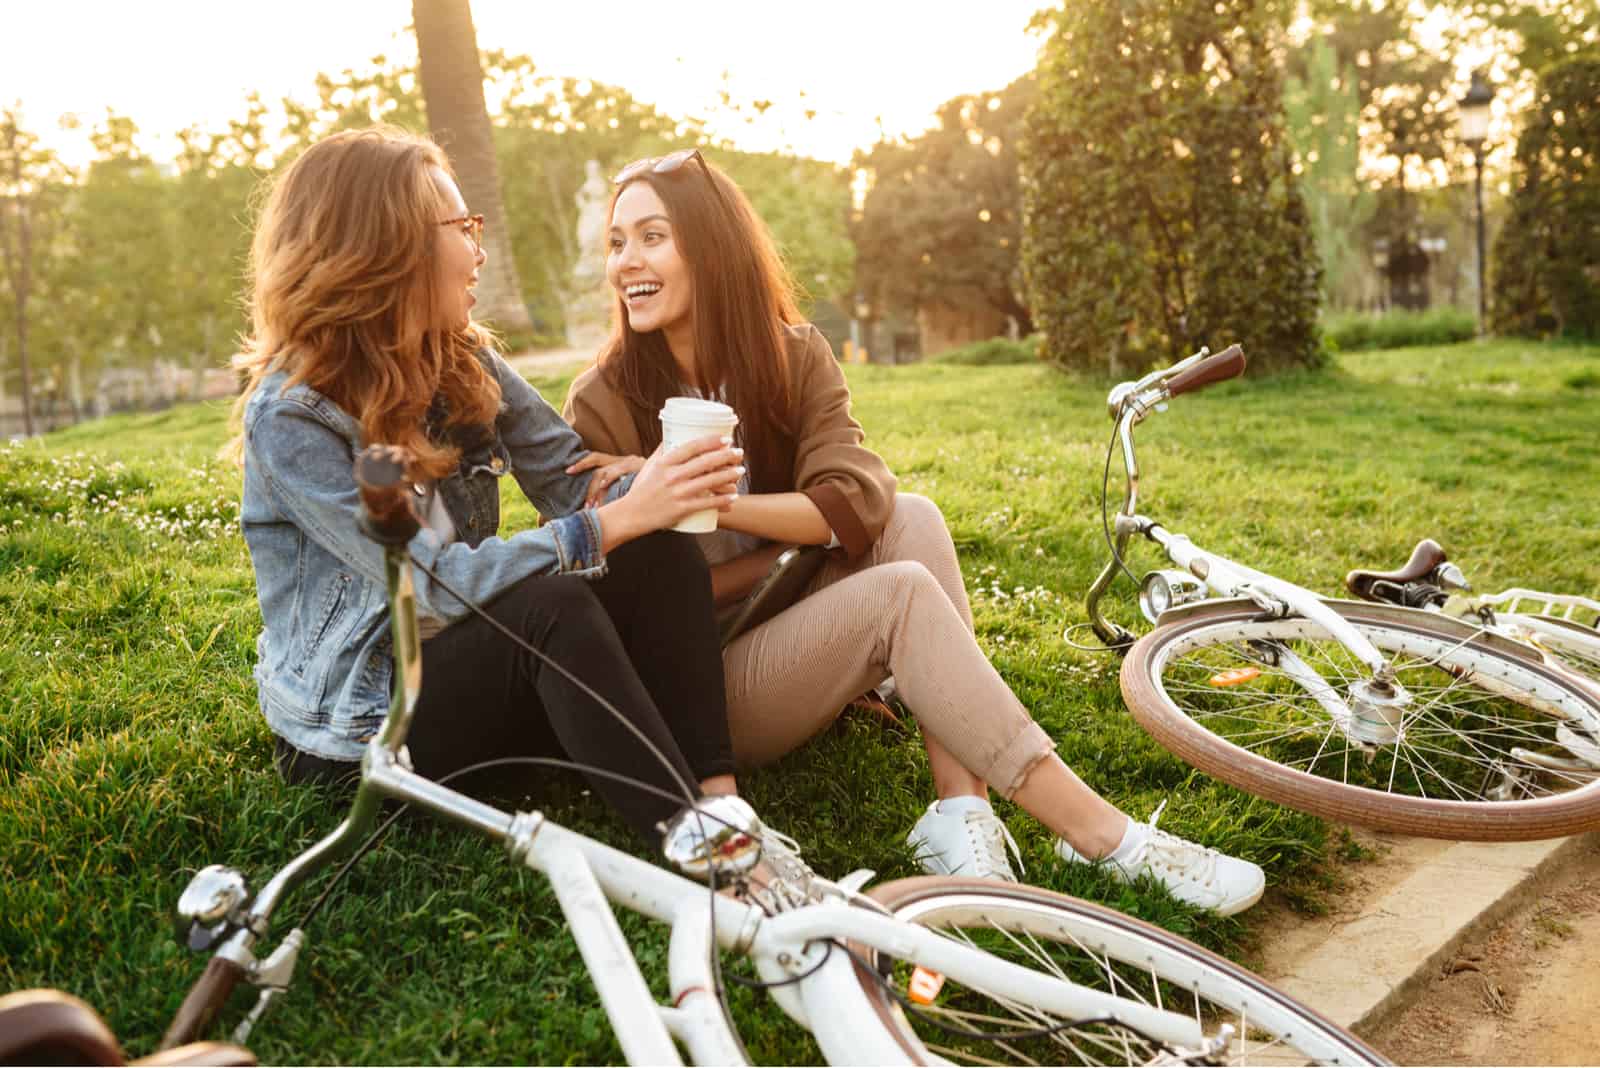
[964,810,1025,879]
[1131,800,1219,887]
[751,826,817,911]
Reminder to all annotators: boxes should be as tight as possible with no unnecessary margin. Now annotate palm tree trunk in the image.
[412,0,533,335]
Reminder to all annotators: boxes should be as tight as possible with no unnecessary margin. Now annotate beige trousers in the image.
[722,493,1056,796]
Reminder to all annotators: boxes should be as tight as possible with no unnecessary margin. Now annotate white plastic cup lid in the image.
[659,397,737,427]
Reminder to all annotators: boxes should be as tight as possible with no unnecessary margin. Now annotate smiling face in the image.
[429,165,484,331]
[606,181,694,340]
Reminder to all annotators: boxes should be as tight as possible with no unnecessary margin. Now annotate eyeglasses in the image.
[612,148,736,220]
[439,213,485,252]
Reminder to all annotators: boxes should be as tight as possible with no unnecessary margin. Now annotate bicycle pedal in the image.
[908,966,946,1005]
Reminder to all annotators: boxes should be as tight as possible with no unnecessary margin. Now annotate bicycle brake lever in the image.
[230,928,305,1045]
[1238,585,1290,621]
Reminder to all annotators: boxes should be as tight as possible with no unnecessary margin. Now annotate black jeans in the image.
[275,531,734,842]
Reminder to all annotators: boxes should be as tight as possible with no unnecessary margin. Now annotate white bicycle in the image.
[1083,346,1600,842]
[101,447,1385,1067]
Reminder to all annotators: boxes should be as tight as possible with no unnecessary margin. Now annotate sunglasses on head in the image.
[613,148,736,219]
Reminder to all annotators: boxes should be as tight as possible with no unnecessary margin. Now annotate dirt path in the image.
[1366,836,1600,1066]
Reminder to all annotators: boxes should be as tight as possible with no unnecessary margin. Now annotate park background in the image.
[2,0,1598,1063]
[1,0,1595,433]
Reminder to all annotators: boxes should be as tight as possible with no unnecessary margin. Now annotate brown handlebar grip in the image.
[160,955,246,1050]
[1166,344,1246,398]
[354,446,421,546]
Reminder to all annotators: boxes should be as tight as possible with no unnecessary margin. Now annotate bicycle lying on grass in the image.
[1082,346,1600,842]
[4,445,1384,1067]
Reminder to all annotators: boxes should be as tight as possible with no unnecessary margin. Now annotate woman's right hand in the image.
[595,435,743,550]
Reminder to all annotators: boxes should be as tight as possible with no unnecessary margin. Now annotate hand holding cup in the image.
[623,433,744,534]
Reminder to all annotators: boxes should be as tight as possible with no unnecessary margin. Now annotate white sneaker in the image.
[1055,801,1265,916]
[906,797,1023,882]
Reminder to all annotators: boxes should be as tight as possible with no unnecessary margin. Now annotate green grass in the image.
[3,338,1597,1062]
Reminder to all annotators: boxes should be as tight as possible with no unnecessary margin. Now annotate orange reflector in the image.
[908,966,946,1005]
[1209,667,1261,687]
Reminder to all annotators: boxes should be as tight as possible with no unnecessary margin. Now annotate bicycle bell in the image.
[661,795,764,879]
[173,864,251,951]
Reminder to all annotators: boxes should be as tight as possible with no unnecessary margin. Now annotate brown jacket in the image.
[562,323,897,561]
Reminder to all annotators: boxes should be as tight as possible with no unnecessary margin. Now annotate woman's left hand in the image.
[568,450,646,508]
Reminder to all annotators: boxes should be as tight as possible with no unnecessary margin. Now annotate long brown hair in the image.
[228,126,498,479]
[596,156,800,492]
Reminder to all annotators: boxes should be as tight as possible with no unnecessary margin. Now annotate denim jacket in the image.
[240,350,623,761]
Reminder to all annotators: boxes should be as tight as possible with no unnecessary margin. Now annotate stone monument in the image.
[564,160,614,353]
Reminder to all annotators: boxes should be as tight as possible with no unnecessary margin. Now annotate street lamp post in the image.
[1458,70,1494,334]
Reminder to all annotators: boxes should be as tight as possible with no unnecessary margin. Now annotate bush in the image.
[1493,55,1600,340]
[930,335,1041,366]
[1021,0,1322,378]
[1322,308,1477,352]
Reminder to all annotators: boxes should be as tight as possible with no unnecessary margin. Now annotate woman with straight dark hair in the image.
[228,127,814,900]
[564,149,1265,915]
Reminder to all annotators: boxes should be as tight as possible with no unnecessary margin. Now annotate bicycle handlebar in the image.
[354,446,420,546]
[1165,344,1245,398]
[159,954,246,1050]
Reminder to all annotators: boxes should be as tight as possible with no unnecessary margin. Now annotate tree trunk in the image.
[412,0,533,335]
[1,161,36,436]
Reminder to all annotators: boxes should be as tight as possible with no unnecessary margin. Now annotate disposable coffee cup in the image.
[659,397,739,533]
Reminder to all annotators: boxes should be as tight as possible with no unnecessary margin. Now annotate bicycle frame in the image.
[170,454,1208,1064]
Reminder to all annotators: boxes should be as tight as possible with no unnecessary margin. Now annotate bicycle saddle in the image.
[0,988,256,1067]
[1345,538,1448,601]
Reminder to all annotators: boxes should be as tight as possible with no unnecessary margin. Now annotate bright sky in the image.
[3,0,1054,167]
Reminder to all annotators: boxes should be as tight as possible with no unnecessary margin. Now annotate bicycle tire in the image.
[849,876,1386,1066]
[1121,599,1600,840]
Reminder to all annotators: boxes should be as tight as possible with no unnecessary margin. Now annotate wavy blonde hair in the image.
[229,125,499,479]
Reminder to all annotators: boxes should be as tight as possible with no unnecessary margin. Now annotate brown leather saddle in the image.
[1345,538,1449,602]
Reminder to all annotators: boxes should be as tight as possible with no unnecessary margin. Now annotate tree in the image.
[1284,38,1376,310]
[1021,0,1321,375]
[718,150,853,311]
[0,109,70,436]
[412,0,533,334]
[853,77,1034,340]
[167,121,261,398]
[1450,0,1598,77]
[1492,54,1600,337]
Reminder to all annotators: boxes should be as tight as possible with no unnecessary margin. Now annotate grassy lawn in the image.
[3,337,1596,1063]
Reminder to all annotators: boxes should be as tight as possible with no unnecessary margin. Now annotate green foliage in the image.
[0,107,75,429]
[719,151,854,309]
[1284,38,1375,311]
[853,76,1034,330]
[1304,1,1457,178]
[1452,0,1599,77]
[1492,55,1600,340]
[1322,307,1477,351]
[4,49,856,417]
[1021,0,1322,376]
[930,334,1040,365]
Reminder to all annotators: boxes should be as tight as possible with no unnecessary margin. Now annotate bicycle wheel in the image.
[850,877,1384,1066]
[1121,599,1600,840]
